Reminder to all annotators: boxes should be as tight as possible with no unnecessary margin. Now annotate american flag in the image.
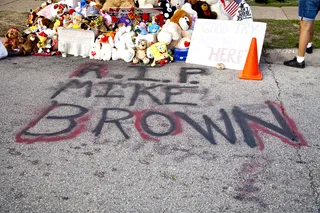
[224,0,242,17]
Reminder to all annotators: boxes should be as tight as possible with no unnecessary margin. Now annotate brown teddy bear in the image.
[102,0,136,11]
[192,1,217,19]
[16,33,39,56]
[3,27,22,50]
[133,39,150,64]
[157,9,193,50]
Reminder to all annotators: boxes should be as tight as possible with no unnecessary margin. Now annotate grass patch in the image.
[246,0,298,7]
[0,10,28,37]
[257,19,320,49]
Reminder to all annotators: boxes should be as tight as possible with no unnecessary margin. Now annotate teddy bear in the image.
[132,39,150,64]
[192,1,217,19]
[157,9,193,50]
[4,27,22,51]
[16,32,39,56]
[205,0,231,20]
[138,0,157,8]
[97,33,115,61]
[112,25,135,62]
[102,0,136,11]
[89,39,102,60]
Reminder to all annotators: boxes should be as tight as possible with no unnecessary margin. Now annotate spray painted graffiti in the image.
[16,62,308,150]
[233,155,273,207]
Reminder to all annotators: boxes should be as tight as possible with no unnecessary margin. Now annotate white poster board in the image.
[58,28,95,57]
[186,20,266,70]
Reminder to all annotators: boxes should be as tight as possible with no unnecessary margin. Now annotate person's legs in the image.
[284,0,320,68]
[298,20,314,57]
[308,21,314,44]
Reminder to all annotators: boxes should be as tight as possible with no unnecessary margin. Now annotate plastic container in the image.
[173,48,189,61]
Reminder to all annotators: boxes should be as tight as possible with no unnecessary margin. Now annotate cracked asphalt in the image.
[0,50,319,212]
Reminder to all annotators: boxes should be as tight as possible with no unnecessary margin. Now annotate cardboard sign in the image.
[58,28,95,57]
[186,19,266,70]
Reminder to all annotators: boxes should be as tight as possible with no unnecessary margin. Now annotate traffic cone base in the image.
[238,37,263,81]
[238,71,262,80]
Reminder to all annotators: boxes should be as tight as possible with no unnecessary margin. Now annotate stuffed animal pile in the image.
[1,0,251,65]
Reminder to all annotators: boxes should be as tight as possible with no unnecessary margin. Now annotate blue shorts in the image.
[298,0,320,20]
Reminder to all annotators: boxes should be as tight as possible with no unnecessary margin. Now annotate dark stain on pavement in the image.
[83,152,94,156]
[93,171,105,178]
[8,148,21,156]
[30,160,39,165]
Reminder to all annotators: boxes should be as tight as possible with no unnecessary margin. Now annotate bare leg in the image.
[298,20,314,57]
[309,21,315,43]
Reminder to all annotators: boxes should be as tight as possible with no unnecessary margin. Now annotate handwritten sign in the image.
[186,20,266,70]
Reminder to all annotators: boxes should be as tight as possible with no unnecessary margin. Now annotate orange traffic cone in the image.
[238,37,262,80]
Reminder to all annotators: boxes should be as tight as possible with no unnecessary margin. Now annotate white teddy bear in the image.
[89,40,102,60]
[98,34,114,61]
[112,25,135,62]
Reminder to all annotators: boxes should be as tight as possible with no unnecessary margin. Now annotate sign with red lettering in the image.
[186,20,266,70]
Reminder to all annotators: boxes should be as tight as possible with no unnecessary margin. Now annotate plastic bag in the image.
[0,41,8,59]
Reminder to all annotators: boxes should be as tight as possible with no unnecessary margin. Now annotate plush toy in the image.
[138,0,157,8]
[181,2,198,16]
[205,0,231,20]
[67,12,84,29]
[89,41,102,60]
[16,33,39,56]
[112,25,135,62]
[157,9,193,50]
[50,33,59,51]
[36,31,49,53]
[117,15,133,27]
[147,41,173,66]
[133,39,150,64]
[51,3,69,18]
[4,27,22,50]
[181,2,198,29]
[141,13,150,23]
[188,0,200,4]
[158,0,176,20]
[100,10,118,30]
[26,10,38,27]
[153,14,166,28]
[192,1,217,19]
[171,0,185,9]
[147,23,160,34]
[102,0,136,11]
[98,33,115,61]
[36,17,54,31]
[92,0,106,10]
[133,23,157,46]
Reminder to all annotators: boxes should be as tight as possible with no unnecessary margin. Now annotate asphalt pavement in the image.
[1,1,320,213]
